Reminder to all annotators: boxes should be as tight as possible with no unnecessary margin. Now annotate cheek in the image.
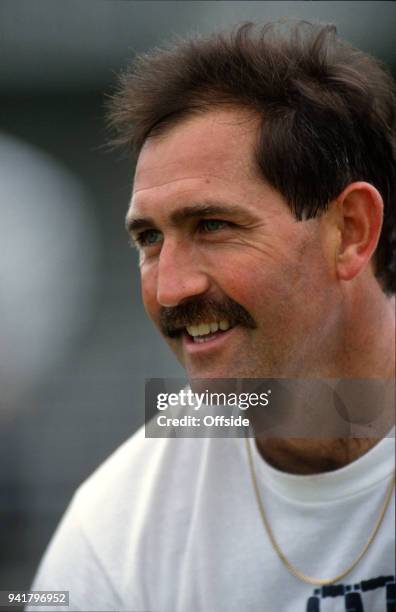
[213,264,276,320]
[217,251,292,304]
[219,252,326,332]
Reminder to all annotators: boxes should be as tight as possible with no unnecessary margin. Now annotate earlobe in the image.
[334,182,383,283]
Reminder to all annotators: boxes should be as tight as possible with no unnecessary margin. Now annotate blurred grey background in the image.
[0,0,395,596]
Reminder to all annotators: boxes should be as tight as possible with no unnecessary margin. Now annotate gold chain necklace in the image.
[245,436,395,586]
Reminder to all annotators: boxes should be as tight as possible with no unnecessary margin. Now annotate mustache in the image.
[159,295,257,338]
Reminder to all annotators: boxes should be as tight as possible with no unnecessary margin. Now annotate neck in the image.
[256,288,395,475]
[255,437,390,475]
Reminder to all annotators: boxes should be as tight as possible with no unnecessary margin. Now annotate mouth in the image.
[181,319,239,354]
[161,296,256,344]
[185,319,234,342]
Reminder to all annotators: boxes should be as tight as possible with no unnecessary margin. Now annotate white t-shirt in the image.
[27,428,395,612]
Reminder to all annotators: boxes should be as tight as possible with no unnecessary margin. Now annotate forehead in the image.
[131,108,261,206]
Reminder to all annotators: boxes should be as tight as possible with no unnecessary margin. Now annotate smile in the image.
[186,319,233,343]
[182,320,239,355]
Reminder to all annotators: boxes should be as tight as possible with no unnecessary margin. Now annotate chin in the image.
[185,364,249,381]
[183,362,226,380]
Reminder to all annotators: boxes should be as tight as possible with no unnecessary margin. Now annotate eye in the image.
[199,219,229,233]
[134,228,163,247]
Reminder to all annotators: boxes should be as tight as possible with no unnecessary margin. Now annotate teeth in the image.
[186,324,200,337]
[186,320,231,337]
[198,323,210,335]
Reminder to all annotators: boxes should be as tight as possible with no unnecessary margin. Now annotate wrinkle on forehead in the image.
[133,108,261,194]
[133,173,241,195]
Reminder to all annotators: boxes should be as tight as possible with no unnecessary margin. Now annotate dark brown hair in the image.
[107,20,396,293]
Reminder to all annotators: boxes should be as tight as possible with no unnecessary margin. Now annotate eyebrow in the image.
[125,200,252,234]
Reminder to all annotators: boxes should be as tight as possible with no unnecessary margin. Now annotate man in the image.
[28,20,395,612]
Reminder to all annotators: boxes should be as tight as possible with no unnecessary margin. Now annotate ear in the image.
[334,182,383,283]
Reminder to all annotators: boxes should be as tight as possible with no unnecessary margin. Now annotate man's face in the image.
[127,108,340,379]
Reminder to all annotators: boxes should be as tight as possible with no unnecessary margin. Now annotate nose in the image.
[156,239,211,307]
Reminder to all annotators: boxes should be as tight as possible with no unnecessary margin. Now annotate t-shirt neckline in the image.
[243,429,395,503]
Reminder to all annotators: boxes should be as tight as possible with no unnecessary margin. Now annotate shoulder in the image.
[75,427,209,515]
[71,428,217,554]
[30,429,229,609]
[71,428,246,553]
